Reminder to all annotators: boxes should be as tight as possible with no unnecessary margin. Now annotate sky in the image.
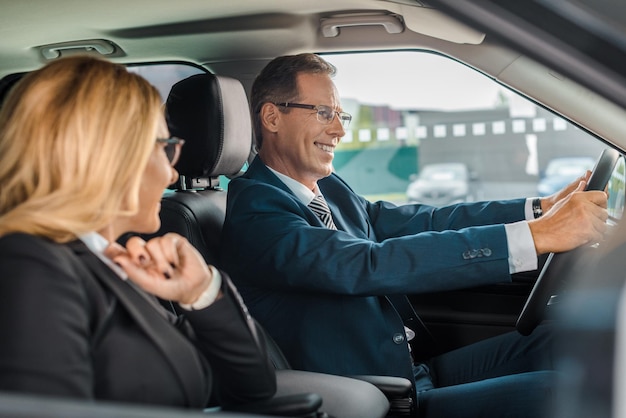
[324,51,514,112]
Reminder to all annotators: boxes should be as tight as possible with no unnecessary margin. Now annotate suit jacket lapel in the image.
[247,156,348,231]
[67,240,208,407]
[250,157,372,235]
[246,156,294,196]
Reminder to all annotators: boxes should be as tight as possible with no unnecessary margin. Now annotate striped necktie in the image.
[308,195,337,230]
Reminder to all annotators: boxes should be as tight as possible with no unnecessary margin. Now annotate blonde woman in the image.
[0,56,275,408]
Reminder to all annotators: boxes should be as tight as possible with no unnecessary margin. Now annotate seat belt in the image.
[387,294,440,362]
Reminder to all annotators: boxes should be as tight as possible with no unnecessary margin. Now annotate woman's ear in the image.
[260,102,280,133]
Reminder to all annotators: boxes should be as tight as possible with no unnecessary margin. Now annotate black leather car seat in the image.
[158,73,250,266]
[0,73,26,111]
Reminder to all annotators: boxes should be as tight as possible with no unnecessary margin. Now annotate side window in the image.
[324,51,605,206]
[127,63,205,102]
[0,64,204,110]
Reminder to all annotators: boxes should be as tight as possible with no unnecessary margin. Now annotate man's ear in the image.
[260,102,280,133]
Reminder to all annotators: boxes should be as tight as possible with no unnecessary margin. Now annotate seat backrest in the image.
[154,73,252,266]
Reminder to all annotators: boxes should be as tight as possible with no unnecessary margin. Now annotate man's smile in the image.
[314,141,335,153]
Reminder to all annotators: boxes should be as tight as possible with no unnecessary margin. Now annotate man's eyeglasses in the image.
[274,102,352,128]
[156,137,185,166]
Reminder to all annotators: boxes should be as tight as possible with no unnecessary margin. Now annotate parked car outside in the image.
[537,157,596,196]
[406,163,477,206]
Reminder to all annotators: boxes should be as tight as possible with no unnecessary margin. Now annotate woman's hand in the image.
[104,233,217,305]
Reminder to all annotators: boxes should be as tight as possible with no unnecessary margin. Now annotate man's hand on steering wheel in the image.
[540,170,591,213]
[528,176,608,255]
[517,148,619,336]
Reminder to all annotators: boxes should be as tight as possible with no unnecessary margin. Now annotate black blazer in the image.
[0,233,276,408]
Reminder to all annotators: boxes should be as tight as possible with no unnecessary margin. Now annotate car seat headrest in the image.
[0,73,26,109]
[165,73,252,188]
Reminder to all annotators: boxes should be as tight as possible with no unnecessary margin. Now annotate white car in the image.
[406,163,476,206]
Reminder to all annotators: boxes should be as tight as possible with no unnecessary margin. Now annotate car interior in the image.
[1,0,626,416]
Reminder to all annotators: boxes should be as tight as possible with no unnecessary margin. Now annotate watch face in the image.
[533,199,542,218]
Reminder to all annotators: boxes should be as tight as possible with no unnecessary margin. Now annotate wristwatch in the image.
[532,198,543,219]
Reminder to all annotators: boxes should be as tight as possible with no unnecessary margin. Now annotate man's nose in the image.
[328,113,346,137]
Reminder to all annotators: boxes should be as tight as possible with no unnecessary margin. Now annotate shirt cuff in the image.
[179,265,222,311]
[504,221,538,274]
[524,197,538,220]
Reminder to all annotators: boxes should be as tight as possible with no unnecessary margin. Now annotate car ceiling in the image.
[0,0,479,69]
[1,0,625,151]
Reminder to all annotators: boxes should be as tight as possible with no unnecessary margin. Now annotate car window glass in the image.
[323,51,607,207]
[127,63,205,102]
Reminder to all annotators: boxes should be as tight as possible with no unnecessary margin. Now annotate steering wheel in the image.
[516,148,621,336]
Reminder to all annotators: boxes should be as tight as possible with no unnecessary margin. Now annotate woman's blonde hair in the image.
[0,55,163,242]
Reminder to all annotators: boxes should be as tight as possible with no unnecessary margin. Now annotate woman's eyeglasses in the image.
[156,137,185,166]
[274,102,352,128]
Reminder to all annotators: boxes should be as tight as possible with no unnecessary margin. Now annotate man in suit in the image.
[220,53,608,417]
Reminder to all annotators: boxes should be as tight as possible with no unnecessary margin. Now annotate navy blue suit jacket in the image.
[221,156,528,382]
